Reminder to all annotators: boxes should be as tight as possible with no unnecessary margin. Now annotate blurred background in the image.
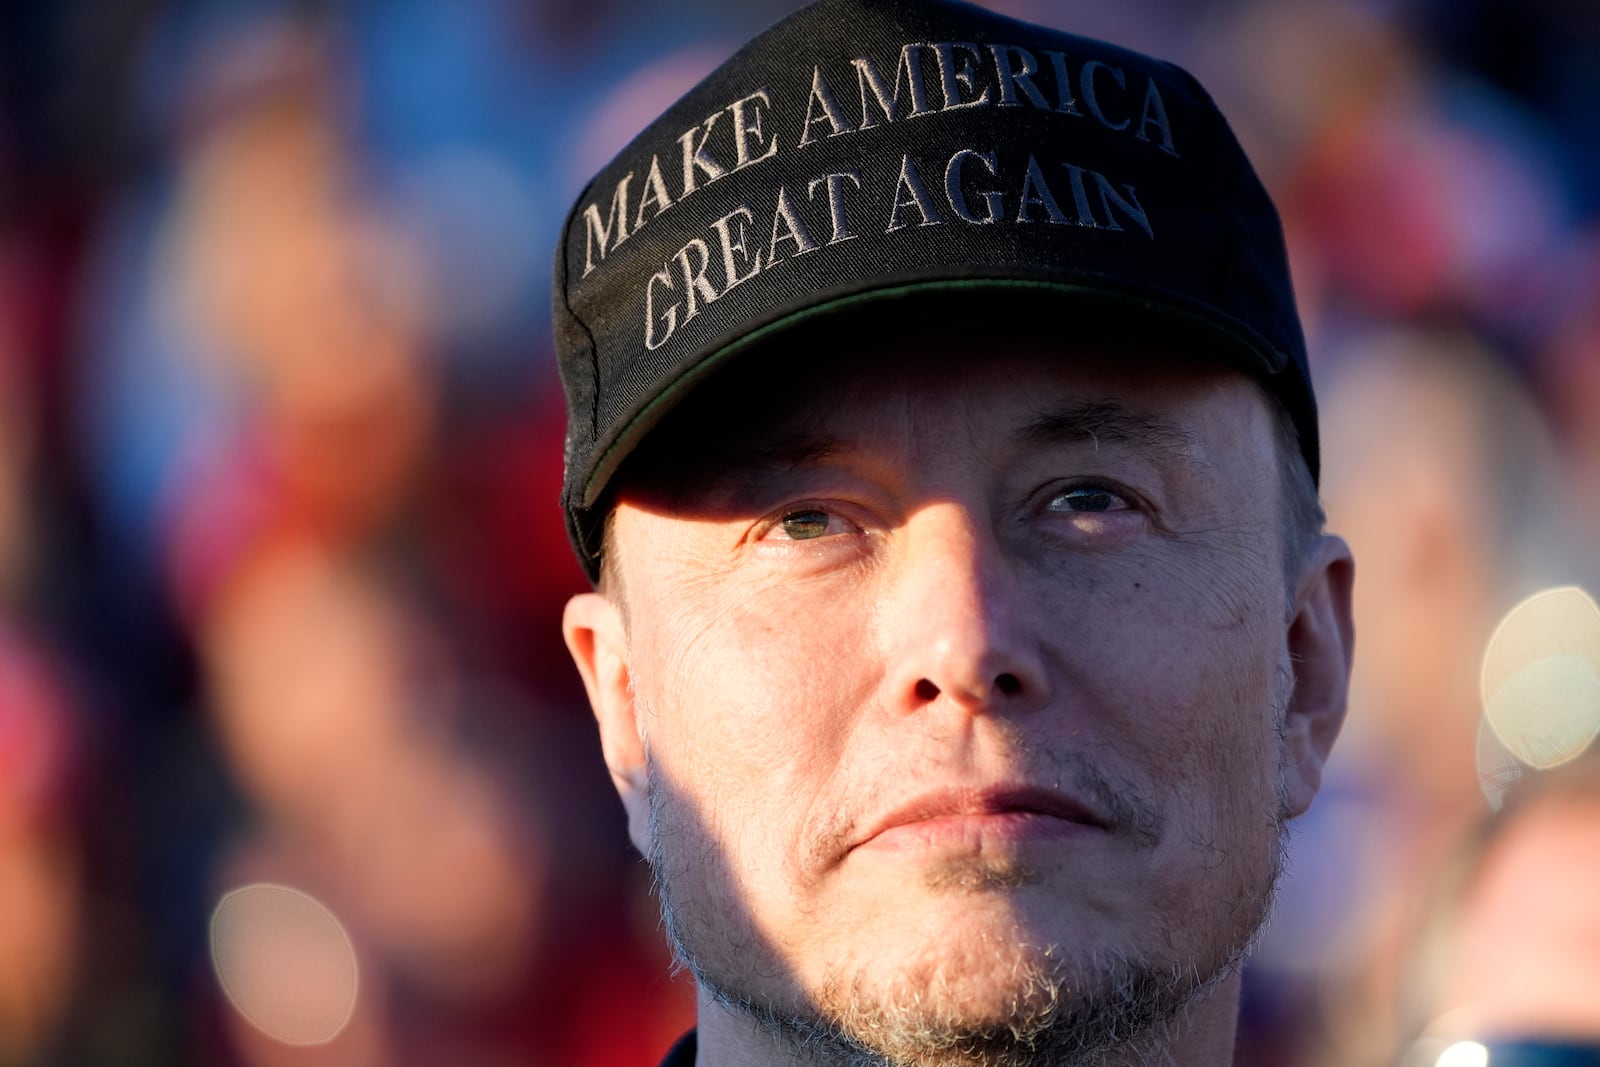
[0,0,1597,1064]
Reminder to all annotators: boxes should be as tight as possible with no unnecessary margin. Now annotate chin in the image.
[807,933,1195,1067]
[818,944,1064,1048]
[847,855,1123,959]
[681,874,1235,1067]
[827,901,1101,1017]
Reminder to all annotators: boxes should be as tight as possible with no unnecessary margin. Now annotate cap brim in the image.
[578,275,1287,511]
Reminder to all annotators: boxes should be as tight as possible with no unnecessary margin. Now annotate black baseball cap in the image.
[553,0,1317,580]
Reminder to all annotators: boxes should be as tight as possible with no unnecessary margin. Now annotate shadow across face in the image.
[643,754,1246,1067]
[570,297,1353,1066]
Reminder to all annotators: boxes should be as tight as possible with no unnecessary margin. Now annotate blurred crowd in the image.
[0,0,1596,1064]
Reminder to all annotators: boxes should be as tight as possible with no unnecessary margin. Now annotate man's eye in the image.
[773,508,837,540]
[1046,485,1125,513]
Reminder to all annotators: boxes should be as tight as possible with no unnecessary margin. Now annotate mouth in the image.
[853,785,1111,854]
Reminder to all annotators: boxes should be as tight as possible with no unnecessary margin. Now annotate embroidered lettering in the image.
[633,156,674,231]
[852,44,933,128]
[673,237,720,322]
[730,89,781,168]
[580,172,633,277]
[990,45,1050,110]
[1091,170,1153,238]
[710,205,763,293]
[933,42,992,112]
[808,171,863,244]
[1080,60,1130,132]
[679,112,730,197]
[768,184,821,262]
[1016,154,1068,224]
[1135,79,1178,157]
[1043,51,1083,115]
[644,268,677,350]
[885,155,944,232]
[945,148,1002,224]
[799,66,854,146]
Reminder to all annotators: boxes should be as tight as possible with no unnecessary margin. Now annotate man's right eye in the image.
[772,508,836,541]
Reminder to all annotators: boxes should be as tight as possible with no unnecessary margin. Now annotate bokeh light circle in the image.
[1479,586,1600,777]
[1485,654,1600,769]
[1435,1040,1489,1067]
[209,882,359,1045]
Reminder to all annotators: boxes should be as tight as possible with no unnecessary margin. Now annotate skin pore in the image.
[564,323,1354,1067]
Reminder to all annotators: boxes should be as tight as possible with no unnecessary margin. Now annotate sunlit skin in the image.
[565,331,1354,1066]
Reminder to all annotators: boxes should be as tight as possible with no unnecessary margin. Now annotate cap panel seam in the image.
[559,175,605,441]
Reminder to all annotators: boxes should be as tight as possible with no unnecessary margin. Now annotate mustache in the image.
[807,742,1165,870]
[1057,749,1164,845]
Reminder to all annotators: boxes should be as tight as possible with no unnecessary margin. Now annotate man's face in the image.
[567,328,1352,1064]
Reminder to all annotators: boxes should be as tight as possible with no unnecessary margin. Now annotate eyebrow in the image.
[731,432,845,473]
[655,430,849,500]
[651,399,1207,501]
[1018,400,1205,470]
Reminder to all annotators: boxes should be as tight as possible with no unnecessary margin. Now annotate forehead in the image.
[615,308,1276,497]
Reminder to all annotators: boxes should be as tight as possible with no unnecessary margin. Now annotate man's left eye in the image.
[1046,485,1127,513]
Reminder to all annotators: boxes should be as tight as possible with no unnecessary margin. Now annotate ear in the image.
[1280,533,1356,818]
[563,592,651,854]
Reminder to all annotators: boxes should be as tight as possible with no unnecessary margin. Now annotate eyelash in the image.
[757,503,861,543]
[1044,482,1132,514]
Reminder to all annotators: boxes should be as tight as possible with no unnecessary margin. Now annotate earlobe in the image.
[563,592,652,853]
[1280,534,1356,818]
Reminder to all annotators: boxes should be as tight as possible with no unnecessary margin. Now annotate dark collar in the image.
[658,1030,696,1067]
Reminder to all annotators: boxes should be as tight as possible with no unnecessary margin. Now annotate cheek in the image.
[1064,585,1287,941]
[630,573,878,872]
[1054,553,1286,819]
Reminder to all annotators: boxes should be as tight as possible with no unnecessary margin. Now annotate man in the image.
[1401,748,1600,1064]
[552,1,1355,1064]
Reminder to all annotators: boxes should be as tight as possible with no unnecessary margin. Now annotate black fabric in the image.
[657,1029,697,1067]
[554,0,1317,579]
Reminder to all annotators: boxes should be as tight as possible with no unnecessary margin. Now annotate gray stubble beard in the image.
[644,761,1287,1067]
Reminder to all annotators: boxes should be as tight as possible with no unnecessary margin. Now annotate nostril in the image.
[995,672,1021,696]
[914,678,940,701]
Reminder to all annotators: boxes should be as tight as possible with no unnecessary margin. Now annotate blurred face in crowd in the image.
[1439,794,1600,1041]
[564,318,1354,1066]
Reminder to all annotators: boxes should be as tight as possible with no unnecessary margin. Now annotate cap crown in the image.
[554,0,1315,578]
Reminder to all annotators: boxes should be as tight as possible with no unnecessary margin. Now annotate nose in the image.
[880,502,1049,717]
